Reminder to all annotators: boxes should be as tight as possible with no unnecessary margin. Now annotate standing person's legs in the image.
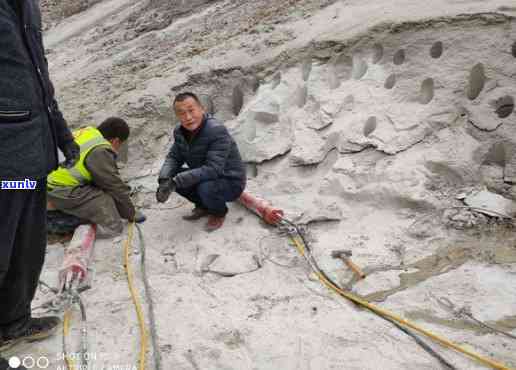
[0,179,55,337]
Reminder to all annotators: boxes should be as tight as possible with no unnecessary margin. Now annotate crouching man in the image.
[47,118,145,237]
[156,92,246,231]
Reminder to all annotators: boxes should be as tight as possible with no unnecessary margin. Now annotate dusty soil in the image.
[4,0,516,369]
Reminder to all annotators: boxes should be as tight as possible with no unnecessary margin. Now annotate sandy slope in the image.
[3,1,516,369]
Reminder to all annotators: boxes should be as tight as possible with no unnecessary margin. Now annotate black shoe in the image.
[182,207,209,221]
[1,316,60,350]
[47,210,88,235]
[0,356,27,370]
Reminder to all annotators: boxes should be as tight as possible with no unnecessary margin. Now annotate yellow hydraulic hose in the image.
[63,309,76,370]
[289,234,513,370]
[124,222,148,370]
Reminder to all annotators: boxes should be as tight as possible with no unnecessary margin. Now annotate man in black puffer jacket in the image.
[0,0,80,359]
[156,92,246,231]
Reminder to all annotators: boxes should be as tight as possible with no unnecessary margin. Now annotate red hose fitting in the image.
[238,191,284,225]
[59,224,97,286]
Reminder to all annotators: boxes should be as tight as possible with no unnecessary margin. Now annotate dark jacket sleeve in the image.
[158,133,185,181]
[35,1,74,152]
[84,147,136,220]
[175,125,232,188]
[48,82,74,151]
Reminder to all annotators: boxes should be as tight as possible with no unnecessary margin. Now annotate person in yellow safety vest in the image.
[47,117,146,237]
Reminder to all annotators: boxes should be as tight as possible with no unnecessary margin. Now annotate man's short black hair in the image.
[173,92,202,106]
[98,117,130,142]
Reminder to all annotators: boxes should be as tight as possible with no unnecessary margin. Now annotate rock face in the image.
[229,98,294,162]
[230,21,515,168]
[463,189,516,218]
[39,2,516,370]
[290,125,338,165]
[467,87,516,131]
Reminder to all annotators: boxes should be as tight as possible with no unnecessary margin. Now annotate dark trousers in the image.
[0,179,47,334]
[176,177,245,216]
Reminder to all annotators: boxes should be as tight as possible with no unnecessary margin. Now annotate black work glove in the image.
[156,178,176,203]
[61,140,80,168]
[133,210,147,223]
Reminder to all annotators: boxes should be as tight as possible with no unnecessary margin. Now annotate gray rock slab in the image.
[464,189,516,218]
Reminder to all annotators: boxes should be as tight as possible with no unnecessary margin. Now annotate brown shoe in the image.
[182,207,209,221]
[205,215,225,232]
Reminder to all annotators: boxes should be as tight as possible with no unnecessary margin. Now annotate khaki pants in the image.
[47,185,124,238]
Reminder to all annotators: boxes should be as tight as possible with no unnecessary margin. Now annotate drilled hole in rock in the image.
[483,142,506,166]
[343,94,354,110]
[328,65,340,90]
[424,162,463,185]
[512,41,516,58]
[296,85,308,108]
[467,63,485,100]
[372,43,383,64]
[271,72,281,89]
[334,53,352,75]
[393,49,405,65]
[495,95,514,118]
[245,121,257,141]
[329,53,352,89]
[232,85,244,116]
[254,111,279,124]
[302,57,312,81]
[198,94,214,115]
[384,73,396,89]
[352,56,368,80]
[364,116,377,137]
[246,163,258,178]
[430,41,443,58]
[419,78,434,104]
[248,76,260,93]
